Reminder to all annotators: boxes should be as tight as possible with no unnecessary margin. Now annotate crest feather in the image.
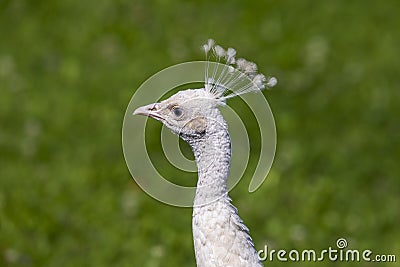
[201,39,277,102]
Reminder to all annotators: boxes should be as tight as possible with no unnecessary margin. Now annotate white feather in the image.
[201,39,277,102]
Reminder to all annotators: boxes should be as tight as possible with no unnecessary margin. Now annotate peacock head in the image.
[133,88,223,138]
[133,39,277,138]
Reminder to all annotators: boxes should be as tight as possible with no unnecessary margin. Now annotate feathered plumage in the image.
[134,39,277,267]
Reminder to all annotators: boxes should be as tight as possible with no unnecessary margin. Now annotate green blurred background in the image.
[1,0,399,266]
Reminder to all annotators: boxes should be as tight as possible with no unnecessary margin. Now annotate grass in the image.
[1,0,399,266]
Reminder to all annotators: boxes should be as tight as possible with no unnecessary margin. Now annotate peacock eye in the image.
[172,107,183,117]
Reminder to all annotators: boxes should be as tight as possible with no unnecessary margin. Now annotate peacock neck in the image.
[187,117,231,207]
[187,113,264,267]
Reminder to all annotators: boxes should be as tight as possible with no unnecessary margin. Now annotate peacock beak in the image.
[133,103,163,121]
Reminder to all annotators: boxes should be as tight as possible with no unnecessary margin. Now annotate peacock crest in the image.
[201,38,277,103]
